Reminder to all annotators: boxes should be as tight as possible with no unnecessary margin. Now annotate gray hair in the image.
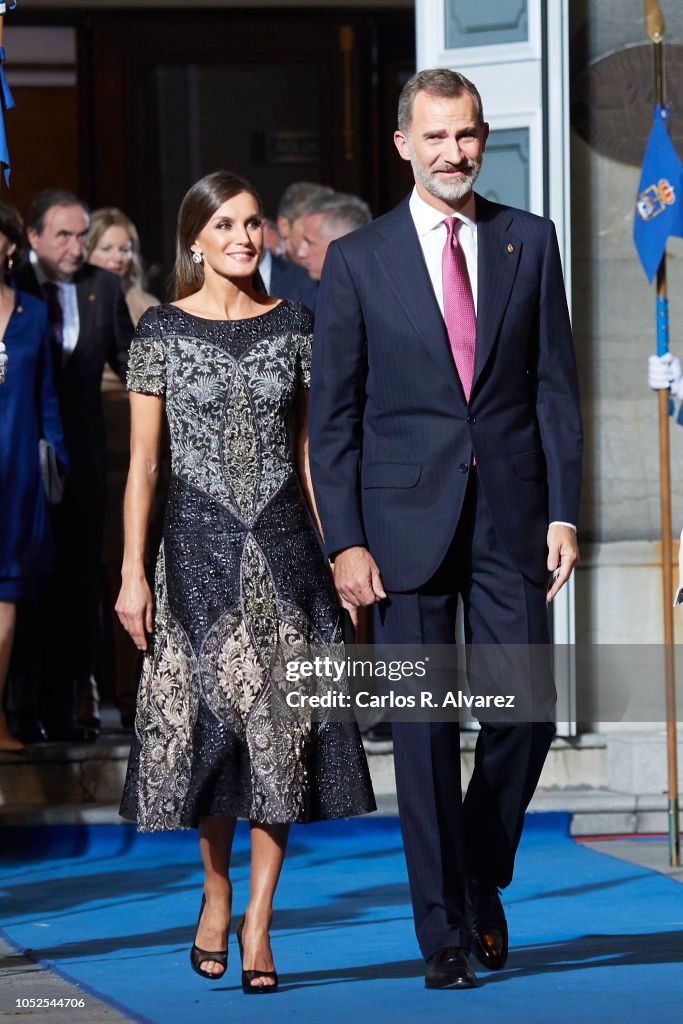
[277,182,334,222]
[311,192,372,236]
[397,68,484,132]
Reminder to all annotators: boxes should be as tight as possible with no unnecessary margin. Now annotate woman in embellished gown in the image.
[116,171,374,992]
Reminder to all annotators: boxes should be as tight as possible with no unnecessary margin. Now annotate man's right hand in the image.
[333,546,387,608]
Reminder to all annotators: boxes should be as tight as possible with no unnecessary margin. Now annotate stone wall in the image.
[570,0,683,544]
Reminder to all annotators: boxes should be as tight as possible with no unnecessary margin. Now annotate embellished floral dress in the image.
[119,301,375,831]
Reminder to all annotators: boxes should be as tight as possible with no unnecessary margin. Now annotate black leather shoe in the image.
[5,714,48,744]
[470,880,508,970]
[425,947,478,989]
[46,722,99,744]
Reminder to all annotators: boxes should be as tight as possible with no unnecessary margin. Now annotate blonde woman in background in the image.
[88,208,160,325]
[88,209,159,731]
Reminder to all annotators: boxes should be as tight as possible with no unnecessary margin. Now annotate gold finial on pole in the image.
[645,0,666,44]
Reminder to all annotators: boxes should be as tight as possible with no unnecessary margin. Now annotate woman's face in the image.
[192,192,263,282]
[89,224,134,279]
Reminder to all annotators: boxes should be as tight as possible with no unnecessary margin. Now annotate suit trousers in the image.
[41,481,105,728]
[373,467,556,960]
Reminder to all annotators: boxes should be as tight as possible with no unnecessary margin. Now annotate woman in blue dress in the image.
[0,202,67,749]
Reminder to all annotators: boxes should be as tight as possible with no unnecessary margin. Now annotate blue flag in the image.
[633,105,683,284]
[0,46,14,186]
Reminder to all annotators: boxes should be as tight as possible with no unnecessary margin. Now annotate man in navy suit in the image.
[309,69,582,989]
[259,247,318,311]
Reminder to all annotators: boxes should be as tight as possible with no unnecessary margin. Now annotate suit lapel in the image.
[374,201,460,391]
[473,194,521,391]
[74,268,98,358]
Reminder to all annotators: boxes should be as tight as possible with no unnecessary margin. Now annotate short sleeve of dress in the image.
[127,306,166,396]
[294,304,314,390]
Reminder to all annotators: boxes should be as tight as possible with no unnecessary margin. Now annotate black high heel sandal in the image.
[190,895,228,980]
[236,918,278,994]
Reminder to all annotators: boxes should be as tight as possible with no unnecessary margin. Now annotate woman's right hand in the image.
[116,574,154,651]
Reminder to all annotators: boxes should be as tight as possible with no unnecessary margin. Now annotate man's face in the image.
[28,204,89,281]
[295,212,333,281]
[286,216,308,265]
[394,90,489,211]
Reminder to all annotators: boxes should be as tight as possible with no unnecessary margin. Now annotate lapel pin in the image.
[507,243,515,254]
[16,305,23,314]
[88,293,96,302]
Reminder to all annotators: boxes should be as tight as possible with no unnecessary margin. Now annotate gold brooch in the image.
[507,243,515,254]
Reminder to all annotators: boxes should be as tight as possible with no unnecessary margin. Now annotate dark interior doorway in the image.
[83,9,415,295]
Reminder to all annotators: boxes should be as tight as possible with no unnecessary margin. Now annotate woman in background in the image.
[88,208,162,730]
[87,208,160,325]
[0,201,67,749]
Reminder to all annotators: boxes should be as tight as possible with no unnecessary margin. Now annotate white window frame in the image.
[415,0,577,733]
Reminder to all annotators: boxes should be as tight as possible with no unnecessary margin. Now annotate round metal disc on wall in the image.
[571,42,683,166]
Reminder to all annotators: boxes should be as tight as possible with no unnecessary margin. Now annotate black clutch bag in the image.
[38,439,64,505]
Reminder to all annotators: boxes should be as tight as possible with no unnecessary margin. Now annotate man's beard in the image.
[411,156,481,203]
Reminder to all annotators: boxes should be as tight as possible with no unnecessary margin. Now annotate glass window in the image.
[444,0,528,50]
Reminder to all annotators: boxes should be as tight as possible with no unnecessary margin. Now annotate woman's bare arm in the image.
[292,387,360,629]
[115,392,164,651]
[292,387,323,535]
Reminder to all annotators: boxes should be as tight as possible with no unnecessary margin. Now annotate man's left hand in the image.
[546,524,579,603]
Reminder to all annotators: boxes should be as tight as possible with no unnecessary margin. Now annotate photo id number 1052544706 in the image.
[15,998,87,1008]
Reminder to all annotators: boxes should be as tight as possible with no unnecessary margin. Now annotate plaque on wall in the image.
[571,43,683,166]
[252,131,321,165]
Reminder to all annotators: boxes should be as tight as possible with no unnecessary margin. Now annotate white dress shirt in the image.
[407,187,575,535]
[408,186,478,314]
[30,251,80,361]
[259,249,273,294]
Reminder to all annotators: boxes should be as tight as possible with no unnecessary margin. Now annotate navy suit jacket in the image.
[309,193,583,592]
[269,253,318,311]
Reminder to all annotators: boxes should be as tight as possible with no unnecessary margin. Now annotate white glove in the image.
[648,352,683,398]
[0,341,7,385]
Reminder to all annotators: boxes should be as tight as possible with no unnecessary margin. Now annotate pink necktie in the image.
[442,217,476,402]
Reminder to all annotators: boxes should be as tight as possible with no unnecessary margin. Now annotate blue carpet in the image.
[2,813,683,1023]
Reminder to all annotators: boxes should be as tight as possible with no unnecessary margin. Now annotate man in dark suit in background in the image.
[259,245,318,311]
[295,193,372,284]
[275,181,334,265]
[13,189,133,742]
[309,70,582,989]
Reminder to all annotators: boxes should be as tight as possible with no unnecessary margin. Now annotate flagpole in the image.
[645,0,680,868]
[0,1,14,188]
